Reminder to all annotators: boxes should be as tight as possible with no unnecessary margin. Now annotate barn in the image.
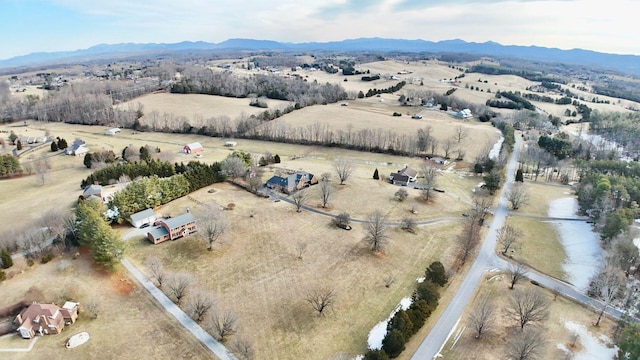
[183,142,203,154]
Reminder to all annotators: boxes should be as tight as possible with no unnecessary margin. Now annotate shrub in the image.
[0,270,5,282]
[40,253,54,264]
[414,281,440,308]
[26,259,34,267]
[0,248,12,269]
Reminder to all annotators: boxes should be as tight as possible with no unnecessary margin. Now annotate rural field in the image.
[1,56,625,360]
[0,251,211,359]
[439,279,618,360]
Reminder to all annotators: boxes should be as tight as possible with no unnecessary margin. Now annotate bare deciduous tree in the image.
[442,139,455,159]
[41,208,69,248]
[383,275,397,288]
[86,300,100,319]
[499,224,523,255]
[454,125,469,144]
[333,158,354,185]
[319,178,334,208]
[507,183,529,211]
[588,261,625,326]
[206,309,238,342]
[221,156,247,179]
[185,289,215,322]
[230,335,255,360]
[457,216,481,266]
[166,272,194,304]
[197,203,229,251]
[506,327,545,360]
[334,212,351,230]
[365,211,389,252]
[504,288,550,330]
[246,167,263,193]
[395,188,408,201]
[305,286,335,316]
[146,256,165,287]
[507,262,529,290]
[401,217,417,233]
[296,241,308,260]
[291,189,308,213]
[421,163,438,201]
[472,188,493,225]
[34,156,49,185]
[468,297,496,339]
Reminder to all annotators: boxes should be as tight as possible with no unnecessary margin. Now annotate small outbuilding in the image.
[183,142,203,154]
[225,141,237,147]
[104,128,121,135]
[129,208,156,228]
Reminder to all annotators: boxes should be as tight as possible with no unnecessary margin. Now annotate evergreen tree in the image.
[387,309,414,339]
[139,146,151,162]
[84,153,93,169]
[382,329,406,358]
[364,349,389,360]
[50,141,58,152]
[57,138,68,149]
[16,140,22,150]
[414,281,440,308]
[0,248,13,269]
[425,261,447,287]
[75,198,125,270]
[515,169,524,182]
[273,154,281,163]
[373,168,379,180]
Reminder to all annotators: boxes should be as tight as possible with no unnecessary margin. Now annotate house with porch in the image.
[15,302,79,339]
[147,212,197,244]
[265,171,318,193]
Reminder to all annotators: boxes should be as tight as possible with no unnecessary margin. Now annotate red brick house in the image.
[147,212,197,244]
[15,302,79,339]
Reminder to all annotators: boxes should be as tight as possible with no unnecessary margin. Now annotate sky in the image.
[1,0,639,60]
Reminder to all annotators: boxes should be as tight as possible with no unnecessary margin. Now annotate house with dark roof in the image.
[389,173,410,186]
[81,184,102,200]
[265,171,318,193]
[129,208,156,228]
[397,165,418,182]
[15,302,79,339]
[147,212,197,244]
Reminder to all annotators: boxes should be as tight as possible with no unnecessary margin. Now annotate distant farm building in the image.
[183,142,203,154]
[456,109,473,119]
[65,140,89,157]
[104,128,121,135]
[225,141,237,147]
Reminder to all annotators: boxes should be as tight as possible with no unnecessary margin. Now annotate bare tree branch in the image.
[468,297,496,339]
[333,158,354,185]
[366,211,389,252]
[507,262,529,290]
[504,288,549,330]
[305,286,336,316]
[499,224,523,255]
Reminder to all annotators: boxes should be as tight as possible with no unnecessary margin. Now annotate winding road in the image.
[410,136,626,359]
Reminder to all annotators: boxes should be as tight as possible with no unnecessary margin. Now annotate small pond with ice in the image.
[547,197,603,291]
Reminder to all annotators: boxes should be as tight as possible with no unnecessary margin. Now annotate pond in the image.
[547,197,603,291]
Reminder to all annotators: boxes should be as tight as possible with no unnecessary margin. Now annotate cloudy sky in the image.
[1,0,638,60]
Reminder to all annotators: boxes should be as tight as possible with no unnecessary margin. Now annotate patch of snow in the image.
[367,297,413,350]
[563,321,618,360]
[417,277,425,283]
[548,198,603,291]
[488,130,504,160]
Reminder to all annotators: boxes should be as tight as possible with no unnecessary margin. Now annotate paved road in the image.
[411,137,629,359]
[122,258,236,360]
[411,137,522,359]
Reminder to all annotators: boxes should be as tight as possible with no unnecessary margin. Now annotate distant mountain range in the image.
[2,38,639,75]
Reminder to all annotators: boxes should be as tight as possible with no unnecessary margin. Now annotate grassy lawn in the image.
[503,217,566,280]
[0,252,211,359]
[439,279,617,360]
[517,180,574,217]
[126,182,465,359]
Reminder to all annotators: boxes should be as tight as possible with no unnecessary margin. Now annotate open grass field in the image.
[125,181,465,360]
[0,251,211,359]
[439,278,617,360]
[118,93,293,129]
